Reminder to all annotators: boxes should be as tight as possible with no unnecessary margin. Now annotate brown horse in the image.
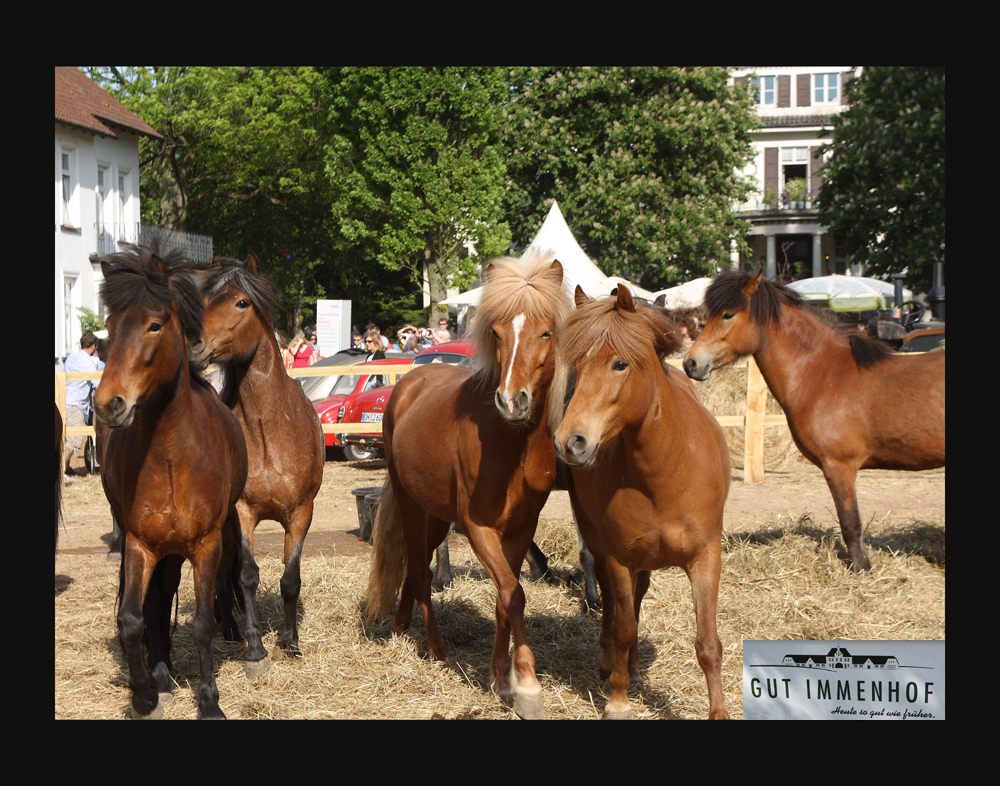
[552,286,731,720]
[195,251,324,673]
[94,244,248,719]
[684,270,946,572]
[365,251,570,719]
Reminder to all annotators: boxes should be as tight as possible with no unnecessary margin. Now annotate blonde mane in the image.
[469,249,572,389]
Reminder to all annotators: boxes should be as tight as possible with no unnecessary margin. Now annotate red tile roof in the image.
[55,67,162,140]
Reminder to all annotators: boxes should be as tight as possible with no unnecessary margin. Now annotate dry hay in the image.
[692,361,797,471]
[56,505,944,721]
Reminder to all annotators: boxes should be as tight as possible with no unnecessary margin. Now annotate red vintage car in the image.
[337,340,477,459]
[314,358,414,460]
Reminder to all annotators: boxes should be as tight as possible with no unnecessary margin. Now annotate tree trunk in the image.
[426,256,450,324]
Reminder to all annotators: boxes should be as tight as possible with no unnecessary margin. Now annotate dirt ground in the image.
[56,450,944,720]
[58,449,945,559]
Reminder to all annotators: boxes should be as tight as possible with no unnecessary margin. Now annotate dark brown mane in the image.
[704,269,803,326]
[201,257,279,328]
[97,241,204,344]
[706,269,893,369]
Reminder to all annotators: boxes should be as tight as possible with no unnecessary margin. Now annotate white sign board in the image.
[743,640,945,720]
[316,299,351,359]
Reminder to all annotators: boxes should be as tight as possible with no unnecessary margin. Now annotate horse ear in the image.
[654,293,666,307]
[574,285,590,308]
[548,259,564,285]
[616,284,636,313]
[101,260,115,280]
[246,250,260,274]
[486,262,496,281]
[149,252,167,280]
[212,254,224,269]
[743,271,765,298]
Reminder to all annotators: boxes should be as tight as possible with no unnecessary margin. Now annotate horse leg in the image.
[685,541,729,719]
[525,541,549,581]
[118,535,161,719]
[432,523,454,591]
[215,508,242,643]
[465,521,543,719]
[279,500,313,654]
[394,497,447,660]
[146,554,183,704]
[603,554,638,720]
[570,501,615,674]
[628,570,651,687]
[234,502,270,677]
[578,528,601,613]
[822,461,872,572]
[106,514,123,562]
[191,533,226,720]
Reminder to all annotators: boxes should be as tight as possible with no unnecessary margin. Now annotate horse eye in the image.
[236,299,251,309]
[541,330,552,339]
[148,322,162,333]
[613,360,628,371]
[723,312,735,321]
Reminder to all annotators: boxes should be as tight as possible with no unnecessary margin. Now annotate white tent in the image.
[439,202,656,306]
[653,277,713,311]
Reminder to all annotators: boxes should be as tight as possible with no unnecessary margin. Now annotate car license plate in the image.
[361,412,383,423]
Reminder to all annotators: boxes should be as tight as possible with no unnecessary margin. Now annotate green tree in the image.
[504,67,758,290]
[818,67,945,292]
[324,67,512,322]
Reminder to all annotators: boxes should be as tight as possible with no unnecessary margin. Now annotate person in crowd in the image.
[437,316,457,340]
[63,332,100,477]
[363,329,386,361]
[289,330,314,369]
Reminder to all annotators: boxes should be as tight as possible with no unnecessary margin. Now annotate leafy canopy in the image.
[818,67,945,292]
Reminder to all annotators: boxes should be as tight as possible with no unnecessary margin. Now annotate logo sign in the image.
[743,641,944,720]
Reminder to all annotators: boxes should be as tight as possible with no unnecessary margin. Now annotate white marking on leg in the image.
[503,313,526,401]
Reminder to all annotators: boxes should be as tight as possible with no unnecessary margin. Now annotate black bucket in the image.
[351,486,383,541]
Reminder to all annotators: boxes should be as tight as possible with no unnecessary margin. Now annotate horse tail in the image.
[364,478,407,622]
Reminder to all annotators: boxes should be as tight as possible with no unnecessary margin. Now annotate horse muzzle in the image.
[95,395,136,429]
[683,356,713,381]
[495,390,532,424]
[555,432,599,468]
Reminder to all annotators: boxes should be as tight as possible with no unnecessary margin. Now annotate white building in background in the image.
[730,67,861,280]
[55,67,164,367]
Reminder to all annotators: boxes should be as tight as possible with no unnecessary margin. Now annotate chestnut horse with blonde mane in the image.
[195,251,324,675]
[552,285,731,720]
[94,243,248,719]
[684,270,945,572]
[366,250,570,719]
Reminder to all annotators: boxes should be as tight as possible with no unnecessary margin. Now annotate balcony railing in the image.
[95,223,213,265]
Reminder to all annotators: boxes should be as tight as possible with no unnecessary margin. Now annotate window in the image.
[118,168,130,224]
[96,166,110,229]
[60,145,78,227]
[814,73,839,103]
[754,76,776,105]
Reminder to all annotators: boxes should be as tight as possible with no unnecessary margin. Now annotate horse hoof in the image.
[513,688,544,720]
[158,692,174,706]
[132,700,164,720]
[244,657,271,679]
[198,707,227,720]
[603,706,632,720]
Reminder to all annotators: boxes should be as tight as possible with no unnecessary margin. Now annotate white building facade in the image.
[730,67,861,280]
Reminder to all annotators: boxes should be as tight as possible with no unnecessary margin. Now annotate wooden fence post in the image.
[744,357,767,483]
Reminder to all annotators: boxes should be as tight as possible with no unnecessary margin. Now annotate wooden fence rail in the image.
[56,357,786,483]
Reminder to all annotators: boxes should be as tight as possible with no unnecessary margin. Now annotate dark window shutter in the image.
[840,70,854,105]
[765,148,779,197]
[778,75,790,107]
[809,146,824,197]
[797,74,811,107]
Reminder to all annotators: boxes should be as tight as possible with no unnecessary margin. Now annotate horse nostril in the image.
[568,433,588,457]
[683,358,695,375]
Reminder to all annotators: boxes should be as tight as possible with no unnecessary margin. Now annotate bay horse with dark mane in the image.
[684,270,945,572]
[365,251,570,719]
[94,243,247,719]
[194,251,324,674]
[553,285,731,719]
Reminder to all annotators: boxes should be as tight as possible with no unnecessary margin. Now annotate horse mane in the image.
[705,269,894,369]
[201,256,279,328]
[550,294,683,431]
[96,241,214,390]
[97,241,204,344]
[468,249,572,388]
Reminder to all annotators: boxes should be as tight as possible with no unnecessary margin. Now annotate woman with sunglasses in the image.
[363,329,386,361]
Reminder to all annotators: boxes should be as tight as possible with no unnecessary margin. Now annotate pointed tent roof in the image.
[528,202,656,300]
